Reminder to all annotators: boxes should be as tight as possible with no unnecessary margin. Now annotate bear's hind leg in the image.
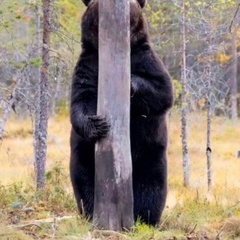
[133,181,167,226]
[71,183,94,218]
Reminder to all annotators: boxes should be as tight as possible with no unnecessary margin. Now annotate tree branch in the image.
[229,3,240,33]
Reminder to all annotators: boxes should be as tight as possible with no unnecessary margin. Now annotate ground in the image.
[0,111,240,239]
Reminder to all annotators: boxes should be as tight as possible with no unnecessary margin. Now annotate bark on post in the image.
[93,0,134,230]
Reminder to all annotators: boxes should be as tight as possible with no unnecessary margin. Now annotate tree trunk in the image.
[93,0,134,231]
[206,98,212,191]
[51,65,62,116]
[34,0,50,189]
[33,4,41,189]
[180,0,189,188]
[0,77,22,139]
[205,65,212,190]
[230,23,238,123]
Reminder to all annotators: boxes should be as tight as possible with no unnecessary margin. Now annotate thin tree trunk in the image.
[0,78,22,139]
[35,0,50,189]
[33,4,41,188]
[230,23,238,122]
[206,98,212,191]
[51,65,62,116]
[180,0,189,188]
[93,0,133,230]
[206,64,212,190]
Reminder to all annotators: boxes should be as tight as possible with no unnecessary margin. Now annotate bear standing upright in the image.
[70,0,173,226]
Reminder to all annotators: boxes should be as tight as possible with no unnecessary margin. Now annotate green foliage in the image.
[160,186,240,235]
[173,79,182,100]
[56,0,83,34]
[52,99,70,117]
[29,57,41,67]
[145,0,179,55]
[39,162,76,212]
[0,162,75,220]
[0,182,26,208]
[56,217,91,239]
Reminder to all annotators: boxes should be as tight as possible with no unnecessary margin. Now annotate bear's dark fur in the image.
[70,0,173,226]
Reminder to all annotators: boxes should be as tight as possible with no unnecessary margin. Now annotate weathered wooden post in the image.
[93,0,134,231]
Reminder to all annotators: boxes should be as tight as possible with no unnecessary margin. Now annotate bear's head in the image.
[81,0,148,50]
[82,0,146,8]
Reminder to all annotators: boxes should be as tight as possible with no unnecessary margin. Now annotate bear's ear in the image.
[137,0,146,8]
[82,0,91,6]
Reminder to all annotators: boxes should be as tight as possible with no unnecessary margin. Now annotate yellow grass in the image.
[1,111,240,206]
[0,116,71,185]
[168,112,240,208]
[0,111,240,239]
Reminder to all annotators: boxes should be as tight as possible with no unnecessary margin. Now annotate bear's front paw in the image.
[87,115,110,142]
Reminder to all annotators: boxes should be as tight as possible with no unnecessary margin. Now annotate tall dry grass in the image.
[0,116,71,185]
[1,111,240,207]
[168,112,240,208]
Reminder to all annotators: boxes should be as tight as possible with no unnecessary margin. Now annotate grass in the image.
[0,111,240,239]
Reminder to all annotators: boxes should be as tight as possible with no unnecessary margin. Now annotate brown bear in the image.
[70,0,173,225]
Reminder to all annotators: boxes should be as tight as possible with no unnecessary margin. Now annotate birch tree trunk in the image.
[206,99,212,190]
[180,0,189,188]
[206,65,212,191]
[34,0,50,189]
[93,0,134,231]
[230,22,238,123]
[0,78,22,139]
[33,4,41,188]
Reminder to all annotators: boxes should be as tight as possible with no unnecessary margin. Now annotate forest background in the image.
[0,0,240,239]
